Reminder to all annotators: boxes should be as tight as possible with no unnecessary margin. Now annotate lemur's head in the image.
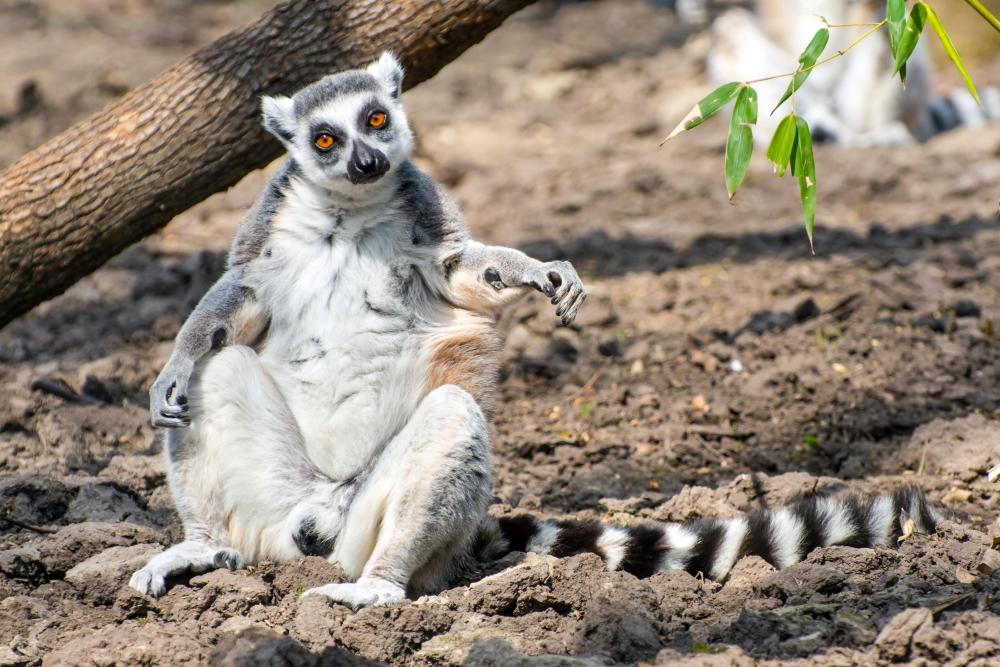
[261,52,413,197]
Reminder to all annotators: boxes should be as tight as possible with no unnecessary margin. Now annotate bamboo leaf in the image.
[894,3,927,75]
[963,0,1000,34]
[921,2,981,103]
[773,28,830,114]
[794,116,817,252]
[789,130,799,178]
[887,0,906,46]
[887,0,907,81]
[766,114,797,177]
[663,82,742,143]
[725,86,757,199]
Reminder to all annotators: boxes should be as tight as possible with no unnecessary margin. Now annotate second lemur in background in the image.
[677,0,1000,145]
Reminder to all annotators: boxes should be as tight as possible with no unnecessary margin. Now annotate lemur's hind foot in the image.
[129,541,244,598]
[302,577,406,610]
[485,486,939,582]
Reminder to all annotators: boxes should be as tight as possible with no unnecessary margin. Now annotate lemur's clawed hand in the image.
[525,260,586,326]
[150,360,194,428]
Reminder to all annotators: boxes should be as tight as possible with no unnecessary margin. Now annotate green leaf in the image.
[725,86,757,199]
[893,3,927,76]
[963,0,1000,34]
[921,2,981,103]
[887,0,906,46]
[663,82,742,142]
[794,116,817,252]
[766,114,797,177]
[887,0,907,81]
[772,28,830,114]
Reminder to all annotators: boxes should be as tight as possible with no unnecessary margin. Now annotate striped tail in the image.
[488,486,939,581]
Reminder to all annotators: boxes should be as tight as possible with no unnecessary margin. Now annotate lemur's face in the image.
[261,52,413,197]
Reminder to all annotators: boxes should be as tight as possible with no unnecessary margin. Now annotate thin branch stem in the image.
[964,0,1000,34]
[745,19,888,85]
[1,515,58,534]
[824,22,882,28]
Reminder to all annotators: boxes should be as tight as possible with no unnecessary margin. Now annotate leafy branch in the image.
[662,0,1000,253]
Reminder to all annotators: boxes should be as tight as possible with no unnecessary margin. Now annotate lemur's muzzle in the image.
[347,141,389,184]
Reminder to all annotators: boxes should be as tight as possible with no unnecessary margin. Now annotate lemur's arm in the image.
[445,241,587,325]
[150,268,267,428]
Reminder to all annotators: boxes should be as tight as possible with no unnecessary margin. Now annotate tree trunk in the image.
[0,0,537,328]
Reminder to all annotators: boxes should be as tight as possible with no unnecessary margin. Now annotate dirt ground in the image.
[3,1,1000,665]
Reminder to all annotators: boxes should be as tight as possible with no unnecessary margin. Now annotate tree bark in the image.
[0,0,537,328]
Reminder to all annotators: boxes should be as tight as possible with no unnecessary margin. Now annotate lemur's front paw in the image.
[150,363,193,428]
[527,261,586,326]
[302,577,406,611]
[129,567,168,598]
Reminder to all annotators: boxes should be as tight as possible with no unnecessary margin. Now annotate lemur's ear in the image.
[368,51,404,99]
[261,95,296,147]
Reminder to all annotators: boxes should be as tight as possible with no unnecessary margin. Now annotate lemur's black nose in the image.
[347,141,389,184]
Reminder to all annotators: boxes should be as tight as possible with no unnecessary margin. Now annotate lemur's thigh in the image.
[165,345,320,561]
[308,384,492,608]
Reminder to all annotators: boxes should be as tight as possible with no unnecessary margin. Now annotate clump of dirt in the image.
[4,473,999,665]
[3,1,1000,665]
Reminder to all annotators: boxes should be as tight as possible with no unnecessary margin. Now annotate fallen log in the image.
[0,0,537,328]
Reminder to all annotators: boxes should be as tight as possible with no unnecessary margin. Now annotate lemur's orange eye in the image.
[368,111,387,128]
[314,133,335,150]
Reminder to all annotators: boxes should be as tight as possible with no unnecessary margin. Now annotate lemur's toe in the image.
[153,415,190,428]
[213,548,244,570]
[558,289,586,325]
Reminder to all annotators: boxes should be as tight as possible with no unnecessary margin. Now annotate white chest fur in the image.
[245,186,441,480]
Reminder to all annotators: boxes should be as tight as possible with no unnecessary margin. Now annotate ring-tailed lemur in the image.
[680,0,1000,146]
[128,53,939,609]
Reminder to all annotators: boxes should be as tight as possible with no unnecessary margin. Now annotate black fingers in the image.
[154,410,190,428]
[537,280,557,298]
[555,287,586,325]
[152,380,191,428]
[545,263,586,325]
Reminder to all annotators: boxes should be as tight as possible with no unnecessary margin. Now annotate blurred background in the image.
[2,1,1000,664]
